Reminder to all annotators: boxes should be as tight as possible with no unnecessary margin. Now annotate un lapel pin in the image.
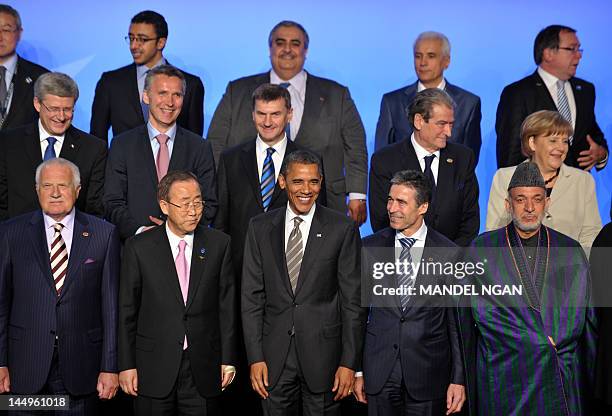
[446,158,453,164]
[198,248,206,260]
[82,231,89,237]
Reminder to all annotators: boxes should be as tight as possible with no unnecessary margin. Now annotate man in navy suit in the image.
[374,31,481,161]
[0,158,120,414]
[355,169,465,415]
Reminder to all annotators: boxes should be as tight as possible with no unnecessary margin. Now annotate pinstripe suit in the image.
[0,209,120,396]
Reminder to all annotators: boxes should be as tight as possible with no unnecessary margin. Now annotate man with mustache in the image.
[90,10,204,143]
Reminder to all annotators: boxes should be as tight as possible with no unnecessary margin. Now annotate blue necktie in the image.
[261,147,275,211]
[556,80,573,145]
[398,237,417,310]
[278,82,291,140]
[43,137,57,161]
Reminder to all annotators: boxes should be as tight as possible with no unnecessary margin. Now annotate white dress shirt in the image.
[395,221,428,268]
[38,119,65,159]
[255,135,288,183]
[411,133,440,184]
[43,208,76,255]
[270,69,306,138]
[537,66,577,129]
[165,222,194,279]
[284,203,316,251]
[417,78,446,92]
[1,53,17,114]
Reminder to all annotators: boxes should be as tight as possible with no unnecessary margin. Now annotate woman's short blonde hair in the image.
[520,110,573,158]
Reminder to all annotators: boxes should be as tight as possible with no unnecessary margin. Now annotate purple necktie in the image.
[175,240,189,349]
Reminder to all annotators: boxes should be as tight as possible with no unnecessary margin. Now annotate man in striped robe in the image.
[458,162,597,415]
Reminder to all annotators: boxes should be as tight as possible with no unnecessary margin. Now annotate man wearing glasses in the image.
[0,72,107,220]
[103,65,216,241]
[496,24,608,170]
[90,10,204,143]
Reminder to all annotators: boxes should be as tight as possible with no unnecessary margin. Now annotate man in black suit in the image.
[118,170,237,416]
[369,88,479,246]
[496,24,608,170]
[0,72,107,220]
[208,20,368,225]
[90,10,204,143]
[242,150,366,415]
[0,4,48,131]
[374,31,482,161]
[0,158,120,414]
[104,65,216,241]
[355,170,465,415]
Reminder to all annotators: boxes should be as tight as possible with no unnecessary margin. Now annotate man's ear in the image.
[278,174,287,190]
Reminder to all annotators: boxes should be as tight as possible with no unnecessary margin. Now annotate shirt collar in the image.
[537,66,562,88]
[148,121,177,142]
[43,207,76,233]
[2,53,18,76]
[286,202,316,224]
[411,133,440,160]
[270,69,307,94]
[395,220,427,241]
[165,221,194,249]
[255,134,288,155]
[417,78,446,92]
[38,119,66,144]
[137,57,166,78]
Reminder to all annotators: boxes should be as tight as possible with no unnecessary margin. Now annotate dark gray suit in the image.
[207,72,367,212]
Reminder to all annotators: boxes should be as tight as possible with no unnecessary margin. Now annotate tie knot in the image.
[399,237,416,249]
[266,147,275,157]
[424,154,436,168]
[279,82,290,89]
[292,217,303,228]
[156,133,169,145]
[47,137,57,147]
[178,239,187,253]
[557,80,566,89]
[53,223,64,233]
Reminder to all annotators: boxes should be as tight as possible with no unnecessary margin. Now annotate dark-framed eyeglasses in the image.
[40,101,74,116]
[124,35,159,45]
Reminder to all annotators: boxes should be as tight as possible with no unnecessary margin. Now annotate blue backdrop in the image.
[13,0,612,235]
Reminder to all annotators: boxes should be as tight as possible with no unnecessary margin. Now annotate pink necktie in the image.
[156,133,170,181]
[175,240,189,349]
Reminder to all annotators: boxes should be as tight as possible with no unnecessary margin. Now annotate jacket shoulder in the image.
[228,73,268,88]
[17,56,49,76]
[382,84,416,101]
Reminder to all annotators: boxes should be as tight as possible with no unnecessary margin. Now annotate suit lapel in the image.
[138,126,159,188]
[270,209,294,297]
[432,148,455,218]
[295,74,325,143]
[548,164,571,206]
[4,57,29,125]
[28,211,56,292]
[532,72,556,109]
[59,211,91,298]
[23,122,43,173]
[127,64,145,122]
[269,140,298,206]
[168,127,187,171]
[570,78,586,131]
[186,227,206,310]
[240,141,264,210]
[152,226,185,307]
[58,127,79,162]
[294,205,327,296]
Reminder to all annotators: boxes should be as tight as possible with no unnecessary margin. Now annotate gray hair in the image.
[35,158,81,188]
[144,65,187,95]
[414,31,451,58]
[280,149,323,177]
[34,72,79,101]
[390,170,431,206]
[268,20,310,49]
[0,4,22,30]
[408,88,455,128]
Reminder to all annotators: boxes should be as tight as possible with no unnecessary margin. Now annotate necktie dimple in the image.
[278,82,292,140]
[43,137,57,161]
[50,223,68,295]
[556,80,573,145]
[156,133,170,181]
[0,66,7,116]
[423,154,437,201]
[175,239,189,349]
[397,237,416,310]
[286,217,304,294]
[261,147,276,211]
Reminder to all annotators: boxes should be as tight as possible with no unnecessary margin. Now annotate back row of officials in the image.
[0,5,610,416]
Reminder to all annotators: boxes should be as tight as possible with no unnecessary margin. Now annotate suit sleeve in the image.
[196,139,218,225]
[446,305,464,385]
[218,237,238,365]
[241,220,266,364]
[496,85,527,169]
[207,82,234,166]
[454,151,480,247]
[587,85,608,170]
[337,222,366,370]
[84,141,107,218]
[118,238,142,371]
[0,134,7,220]
[186,76,204,137]
[0,225,11,366]
[578,174,603,249]
[100,226,120,373]
[368,152,390,232]
[486,169,511,231]
[213,153,230,232]
[90,74,111,143]
[374,95,394,151]
[339,87,368,195]
[463,97,482,163]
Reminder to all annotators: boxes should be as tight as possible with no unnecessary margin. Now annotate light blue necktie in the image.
[278,82,291,140]
[43,137,57,161]
[556,80,573,145]
[261,147,275,211]
[398,237,417,310]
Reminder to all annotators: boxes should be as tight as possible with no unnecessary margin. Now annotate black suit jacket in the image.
[0,56,48,131]
[90,62,204,143]
[374,80,482,161]
[361,227,463,399]
[242,204,366,393]
[496,71,607,169]
[103,125,217,240]
[207,71,367,212]
[369,139,479,246]
[118,224,237,398]
[0,122,107,220]
[0,210,119,395]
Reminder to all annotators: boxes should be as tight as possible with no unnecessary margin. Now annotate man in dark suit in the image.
[104,65,216,241]
[242,150,366,415]
[208,20,368,225]
[90,10,204,143]
[354,170,465,415]
[118,170,237,415]
[0,72,107,220]
[374,31,481,161]
[369,89,479,246]
[0,5,49,131]
[496,24,608,170]
[0,158,120,414]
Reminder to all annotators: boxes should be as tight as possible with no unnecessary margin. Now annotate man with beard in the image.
[458,162,597,415]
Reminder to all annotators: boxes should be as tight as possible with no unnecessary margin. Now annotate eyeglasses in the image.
[40,101,74,116]
[557,46,584,54]
[165,200,205,213]
[124,35,159,45]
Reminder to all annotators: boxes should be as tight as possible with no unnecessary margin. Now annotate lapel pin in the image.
[446,158,453,163]
[319,97,324,102]
[316,233,322,238]
[82,231,89,237]
[70,143,75,148]
[25,77,32,84]
[198,248,206,259]
[576,85,582,91]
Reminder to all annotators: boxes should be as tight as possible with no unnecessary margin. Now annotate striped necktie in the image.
[261,147,275,211]
[556,80,573,144]
[397,237,416,310]
[50,223,69,295]
[286,217,304,294]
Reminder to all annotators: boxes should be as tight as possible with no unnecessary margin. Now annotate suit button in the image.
[400,317,405,323]
[393,344,398,350]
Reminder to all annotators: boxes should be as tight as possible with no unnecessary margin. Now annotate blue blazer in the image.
[0,209,120,395]
[374,80,482,161]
